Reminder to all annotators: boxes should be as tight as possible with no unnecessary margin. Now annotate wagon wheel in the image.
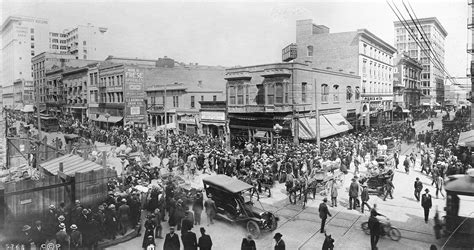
[247,220,261,239]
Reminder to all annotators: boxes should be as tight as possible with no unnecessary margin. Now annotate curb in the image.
[97,224,141,249]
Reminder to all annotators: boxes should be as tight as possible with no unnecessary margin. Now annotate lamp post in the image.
[104,112,111,131]
[273,123,282,153]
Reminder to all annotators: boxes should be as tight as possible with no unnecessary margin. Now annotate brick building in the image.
[291,19,397,126]
[393,53,422,110]
[225,62,360,144]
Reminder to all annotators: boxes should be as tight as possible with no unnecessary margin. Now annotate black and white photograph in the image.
[0,0,473,249]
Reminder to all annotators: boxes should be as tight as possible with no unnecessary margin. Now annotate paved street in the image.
[111,114,468,250]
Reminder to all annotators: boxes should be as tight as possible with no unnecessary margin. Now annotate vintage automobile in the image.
[202,175,279,238]
[360,169,394,195]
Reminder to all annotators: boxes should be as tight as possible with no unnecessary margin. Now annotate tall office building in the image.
[1,15,108,108]
[394,17,447,106]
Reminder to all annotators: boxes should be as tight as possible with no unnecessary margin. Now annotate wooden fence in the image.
[75,168,117,207]
[3,175,73,222]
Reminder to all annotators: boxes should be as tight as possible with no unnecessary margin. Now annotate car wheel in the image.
[389,227,401,241]
[247,220,261,239]
[361,222,370,235]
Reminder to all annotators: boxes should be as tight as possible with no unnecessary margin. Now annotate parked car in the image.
[202,175,279,238]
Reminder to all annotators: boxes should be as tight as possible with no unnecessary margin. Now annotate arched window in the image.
[307,46,313,57]
[333,84,339,102]
[355,87,360,100]
[321,84,329,102]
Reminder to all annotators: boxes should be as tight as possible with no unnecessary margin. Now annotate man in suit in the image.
[204,195,217,226]
[197,227,212,250]
[118,198,131,235]
[163,226,180,250]
[69,224,82,250]
[273,232,285,250]
[31,220,47,248]
[368,210,381,250]
[181,227,198,250]
[348,178,359,210]
[421,188,433,223]
[55,223,70,250]
[318,198,332,233]
[414,177,423,202]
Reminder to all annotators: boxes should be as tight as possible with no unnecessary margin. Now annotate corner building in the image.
[293,19,397,127]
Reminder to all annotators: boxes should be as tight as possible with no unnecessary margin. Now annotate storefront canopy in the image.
[324,113,353,133]
[298,115,339,140]
[90,115,123,123]
[39,154,104,176]
[402,109,411,113]
[457,130,474,147]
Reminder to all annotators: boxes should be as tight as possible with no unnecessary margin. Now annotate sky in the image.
[1,0,469,86]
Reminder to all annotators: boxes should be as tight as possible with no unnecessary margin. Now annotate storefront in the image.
[200,101,226,138]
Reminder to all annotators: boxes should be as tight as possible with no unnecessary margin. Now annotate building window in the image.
[229,86,236,105]
[363,44,367,54]
[173,96,179,107]
[213,95,217,102]
[256,84,265,105]
[275,83,283,104]
[307,46,313,57]
[31,43,35,49]
[333,84,339,102]
[201,95,204,101]
[31,35,34,41]
[30,28,34,33]
[321,84,329,102]
[191,96,195,108]
[355,87,360,100]
[301,82,307,103]
[83,41,86,45]
[267,84,275,105]
[284,83,289,103]
[237,85,244,104]
[346,86,353,101]
[245,85,249,104]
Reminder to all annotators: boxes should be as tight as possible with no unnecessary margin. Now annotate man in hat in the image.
[204,195,217,226]
[319,198,332,233]
[421,188,433,223]
[118,198,130,235]
[46,204,58,239]
[163,226,180,250]
[31,220,47,248]
[181,225,198,250]
[70,224,82,249]
[20,225,33,250]
[241,234,256,250]
[57,215,66,233]
[273,232,285,250]
[197,227,212,250]
[56,223,70,249]
[368,209,381,250]
[360,183,371,213]
[414,177,423,202]
[348,178,359,210]
[383,178,395,201]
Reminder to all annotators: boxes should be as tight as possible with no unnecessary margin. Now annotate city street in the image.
[112,115,462,250]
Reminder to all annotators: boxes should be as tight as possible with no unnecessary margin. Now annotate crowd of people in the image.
[3,106,474,249]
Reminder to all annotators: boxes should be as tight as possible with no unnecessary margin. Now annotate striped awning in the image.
[298,116,339,140]
[40,154,104,176]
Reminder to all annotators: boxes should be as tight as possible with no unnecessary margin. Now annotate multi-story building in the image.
[225,62,360,143]
[31,52,96,111]
[48,31,68,54]
[468,1,474,124]
[87,63,100,121]
[1,15,108,107]
[394,17,447,106]
[13,79,34,110]
[62,66,90,121]
[146,83,224,134]
[64,24,108,60]
[393,53,422,109]
[1,16,49,106]
[93,58,226,129]
[292,19,396,126]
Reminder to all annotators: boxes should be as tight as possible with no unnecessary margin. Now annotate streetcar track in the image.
[297,208,344,249]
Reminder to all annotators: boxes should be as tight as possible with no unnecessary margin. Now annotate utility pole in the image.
[36,83,42,168]
[164,83,168,155]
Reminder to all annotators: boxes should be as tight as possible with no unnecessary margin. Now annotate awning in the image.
[22,105,35,113]
[201,121,225,127]
[203,175,253,193]
[90,115,123,123]
[39,154,104,176]
[422,103,431,106]
[402,109,410,113]
[298,116,339,140]
[457,130,474,147]
[434,102,441,106]
[254,131,268,138]
[155,123,176,131]
[323,113,353,133]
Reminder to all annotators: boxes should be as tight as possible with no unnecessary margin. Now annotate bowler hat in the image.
[425,188,430,192]
[58,215,65,222]
[70,224,78,230]
[323,197,328,202]
[273,232,283,239]
[58,223,66,229]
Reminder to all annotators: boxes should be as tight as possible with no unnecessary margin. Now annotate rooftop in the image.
[394,17,448,37]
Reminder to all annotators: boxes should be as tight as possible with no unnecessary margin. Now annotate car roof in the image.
[203,175,253,194]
